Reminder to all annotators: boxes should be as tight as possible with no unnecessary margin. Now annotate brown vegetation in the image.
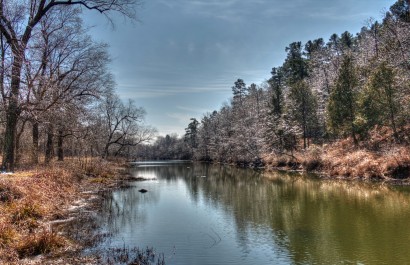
[264,127,410,181]
[0,158,127,264]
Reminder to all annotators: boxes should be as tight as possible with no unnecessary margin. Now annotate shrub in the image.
[383,147,410,179]
[302,146,323,172]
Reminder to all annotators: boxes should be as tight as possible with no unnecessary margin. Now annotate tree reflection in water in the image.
[94,162,410,265]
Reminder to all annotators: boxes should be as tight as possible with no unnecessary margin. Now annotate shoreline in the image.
[0,158,132,264]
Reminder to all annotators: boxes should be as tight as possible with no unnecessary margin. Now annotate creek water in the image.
[91,161,410,264]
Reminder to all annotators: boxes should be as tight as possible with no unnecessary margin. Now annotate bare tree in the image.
[0,0,138,171]
[17,7,113,164]
[96,90,156,159]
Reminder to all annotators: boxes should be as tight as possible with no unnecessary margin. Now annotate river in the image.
[90,161,410,264]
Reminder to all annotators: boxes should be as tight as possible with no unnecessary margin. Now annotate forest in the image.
[0,0,155,172]
[139,0,410,179]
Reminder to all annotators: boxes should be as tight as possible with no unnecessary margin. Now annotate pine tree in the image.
[288,81,318,149]
[184,118,199,156]
[327,55,359,144]
[360,62,400,140]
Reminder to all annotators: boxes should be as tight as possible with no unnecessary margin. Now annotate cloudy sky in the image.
[83,0,395,137]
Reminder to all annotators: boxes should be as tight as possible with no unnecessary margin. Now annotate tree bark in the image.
[2,56,23,171]
[32,122,39,164]
[45,124,54,164]
[57,129,64,161]
[102,143,109,159]
[15,120,27,165]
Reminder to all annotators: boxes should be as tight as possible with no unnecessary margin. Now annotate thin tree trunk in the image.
[45,124,54,164]
[0,35,5,100]
[32,122,39,164]
[57,129,64,161]
[351,122,358,146]
[15,119,27,165]
[103,143,110,159]
[303,126,307,149]
[389,105,399,142]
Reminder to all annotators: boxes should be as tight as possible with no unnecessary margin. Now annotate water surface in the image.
[93,162,410,264]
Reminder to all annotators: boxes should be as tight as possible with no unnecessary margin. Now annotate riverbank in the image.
[0,158,131,264]
[263,137,410,182]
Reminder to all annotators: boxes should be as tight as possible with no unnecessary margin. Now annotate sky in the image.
[82,0,396,137]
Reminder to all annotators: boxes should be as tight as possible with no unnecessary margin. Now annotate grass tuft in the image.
[0,180,22,203]
[0,222,16,247]
[16,230,66,258]
[10,201,44,224]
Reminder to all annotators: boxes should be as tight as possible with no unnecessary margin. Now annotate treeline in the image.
[139,0,410,166]
[0,1,155,171]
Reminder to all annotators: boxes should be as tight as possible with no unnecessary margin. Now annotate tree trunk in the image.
[32,122,39,164]
[15,120,27,166]
[102,144,109,159]
[351,122,358,146]
[57,129,64,161]
[45,124,54,164]
[3,101,20,171]
[2,48,23,171]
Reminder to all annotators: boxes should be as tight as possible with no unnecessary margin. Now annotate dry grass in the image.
[301,145,323,172]
[16,230,67,258]
[321,145,383,179]
[381,147,410,179]
[0,158,127,263]
[0,221,16,247]
[320,137,410,180]
[263,134,410,180]
[263,153,300,169]
[0,179,22,202]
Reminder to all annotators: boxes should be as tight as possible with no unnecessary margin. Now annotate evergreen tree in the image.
[232,79,247,106]
[327,55,359,144]
[283,42,309,83]
[340,31,355,51]
[268,67,285,116]
[389,0,410,22]
[184,118,199,151]
[264,67,285,152]
[288,81,319,149]
[360,62,400,139]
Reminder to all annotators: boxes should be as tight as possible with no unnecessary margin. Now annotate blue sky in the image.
[83,0,395,136]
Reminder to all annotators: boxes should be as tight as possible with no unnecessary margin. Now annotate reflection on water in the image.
[93,162,410,265]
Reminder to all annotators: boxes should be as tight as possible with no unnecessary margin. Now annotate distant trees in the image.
[134,134,190,161]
